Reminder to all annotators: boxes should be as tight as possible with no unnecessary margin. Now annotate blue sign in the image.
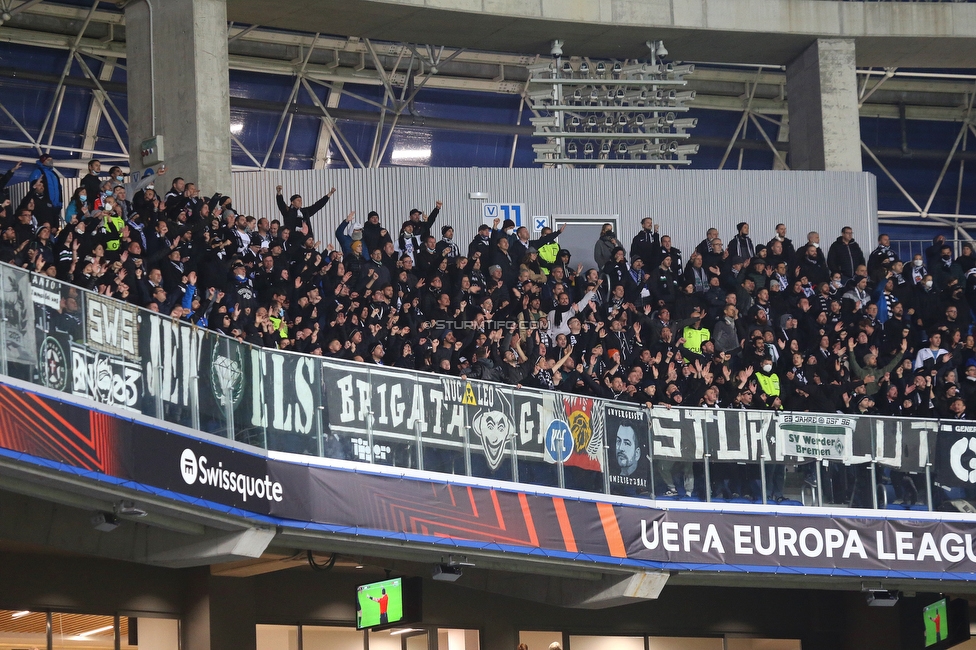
[545,420,573,463]
[532,215,550,232]
[482,203,526,228]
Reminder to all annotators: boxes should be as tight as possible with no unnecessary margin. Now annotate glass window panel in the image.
[50,613,122,650]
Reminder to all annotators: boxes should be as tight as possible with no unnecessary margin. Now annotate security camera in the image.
[551,40,564,57]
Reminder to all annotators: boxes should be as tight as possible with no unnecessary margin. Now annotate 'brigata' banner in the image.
[1,376,975,580]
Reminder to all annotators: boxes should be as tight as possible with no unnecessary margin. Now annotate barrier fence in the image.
[2,261,974,512]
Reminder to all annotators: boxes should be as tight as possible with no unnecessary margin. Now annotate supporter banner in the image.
[140,312,205,410]
[248,349,318,438]
[607,404,650,496]
[70,342,141,411]
[2,267,36,366]
[30,274,61,310]
[85,294,139,361]
[322,362,556,469]
[937,421,976,488]
[874,417,938,474]
[198,333,248,425]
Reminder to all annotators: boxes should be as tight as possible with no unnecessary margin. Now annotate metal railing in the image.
[0,260,968,513]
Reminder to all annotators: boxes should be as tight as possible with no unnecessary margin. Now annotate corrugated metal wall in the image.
[231,168,878,261]
[11,168,878,260]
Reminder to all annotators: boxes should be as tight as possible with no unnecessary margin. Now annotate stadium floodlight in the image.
[627,143,649,154]
[633,115,645,127]
[532,143,561,154]
[663,89,676,101]
[531,116,560,127]
[586,115,598,128]
[673,118,698,130]
[589,89,600,103]
[600,142,612,155]
[567,142,578,155]
[561,61,574,75]
[570,116,582,128]
[663,112,676,124]
[616,142,629,155]
[612,61,622,75]
[617,114,629,126]
[671,64,696,75]
[572,89,583,102]
[663,62,675,74]
[604,115,615,127]
[673,144,700,155]
[583,142,594,156]
[579,61,590,75]
[615,88,626,100]
[674,91,696,102]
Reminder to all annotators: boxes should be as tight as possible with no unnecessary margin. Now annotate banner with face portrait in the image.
[606,404,651,497]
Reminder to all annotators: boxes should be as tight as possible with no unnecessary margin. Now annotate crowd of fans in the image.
[3,156,976,424]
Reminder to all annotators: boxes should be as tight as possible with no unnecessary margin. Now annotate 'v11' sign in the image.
[482,203,526,228]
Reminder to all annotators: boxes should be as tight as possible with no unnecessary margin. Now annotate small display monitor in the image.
[356,577,422,631]
[920,597,970,650]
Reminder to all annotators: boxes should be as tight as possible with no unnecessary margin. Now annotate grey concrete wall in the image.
[231,0,976,67]
[126,0,232,195]
[786,39,862,172]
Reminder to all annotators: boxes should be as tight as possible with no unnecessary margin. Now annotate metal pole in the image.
[315,406,325,457]
[509,93,526,168]
[703,453,712,502]
[223,341,234,439]
[415,419,424,471]
[870,462,879,510]
[462,411,472,477]
[0,317,7,378]
[155,365,164,422]
[646,409,656,498]
[815,461,824,507]
[926,462,934,512]
[189,373,200,431]
[758,440,767,505]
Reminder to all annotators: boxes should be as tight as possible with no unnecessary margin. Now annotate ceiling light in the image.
[230,122,244,135]
[11,611,30,619]
[355,564,364,569]
[390,629,420,636]
[78,625,114,638]
[391,148,431,162]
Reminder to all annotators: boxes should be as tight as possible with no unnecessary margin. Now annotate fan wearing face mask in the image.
[753,355,780,405]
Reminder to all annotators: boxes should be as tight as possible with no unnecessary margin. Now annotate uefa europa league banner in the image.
[0,374,975,581]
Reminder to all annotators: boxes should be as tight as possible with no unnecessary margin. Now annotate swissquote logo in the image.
[178,448,283,502]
